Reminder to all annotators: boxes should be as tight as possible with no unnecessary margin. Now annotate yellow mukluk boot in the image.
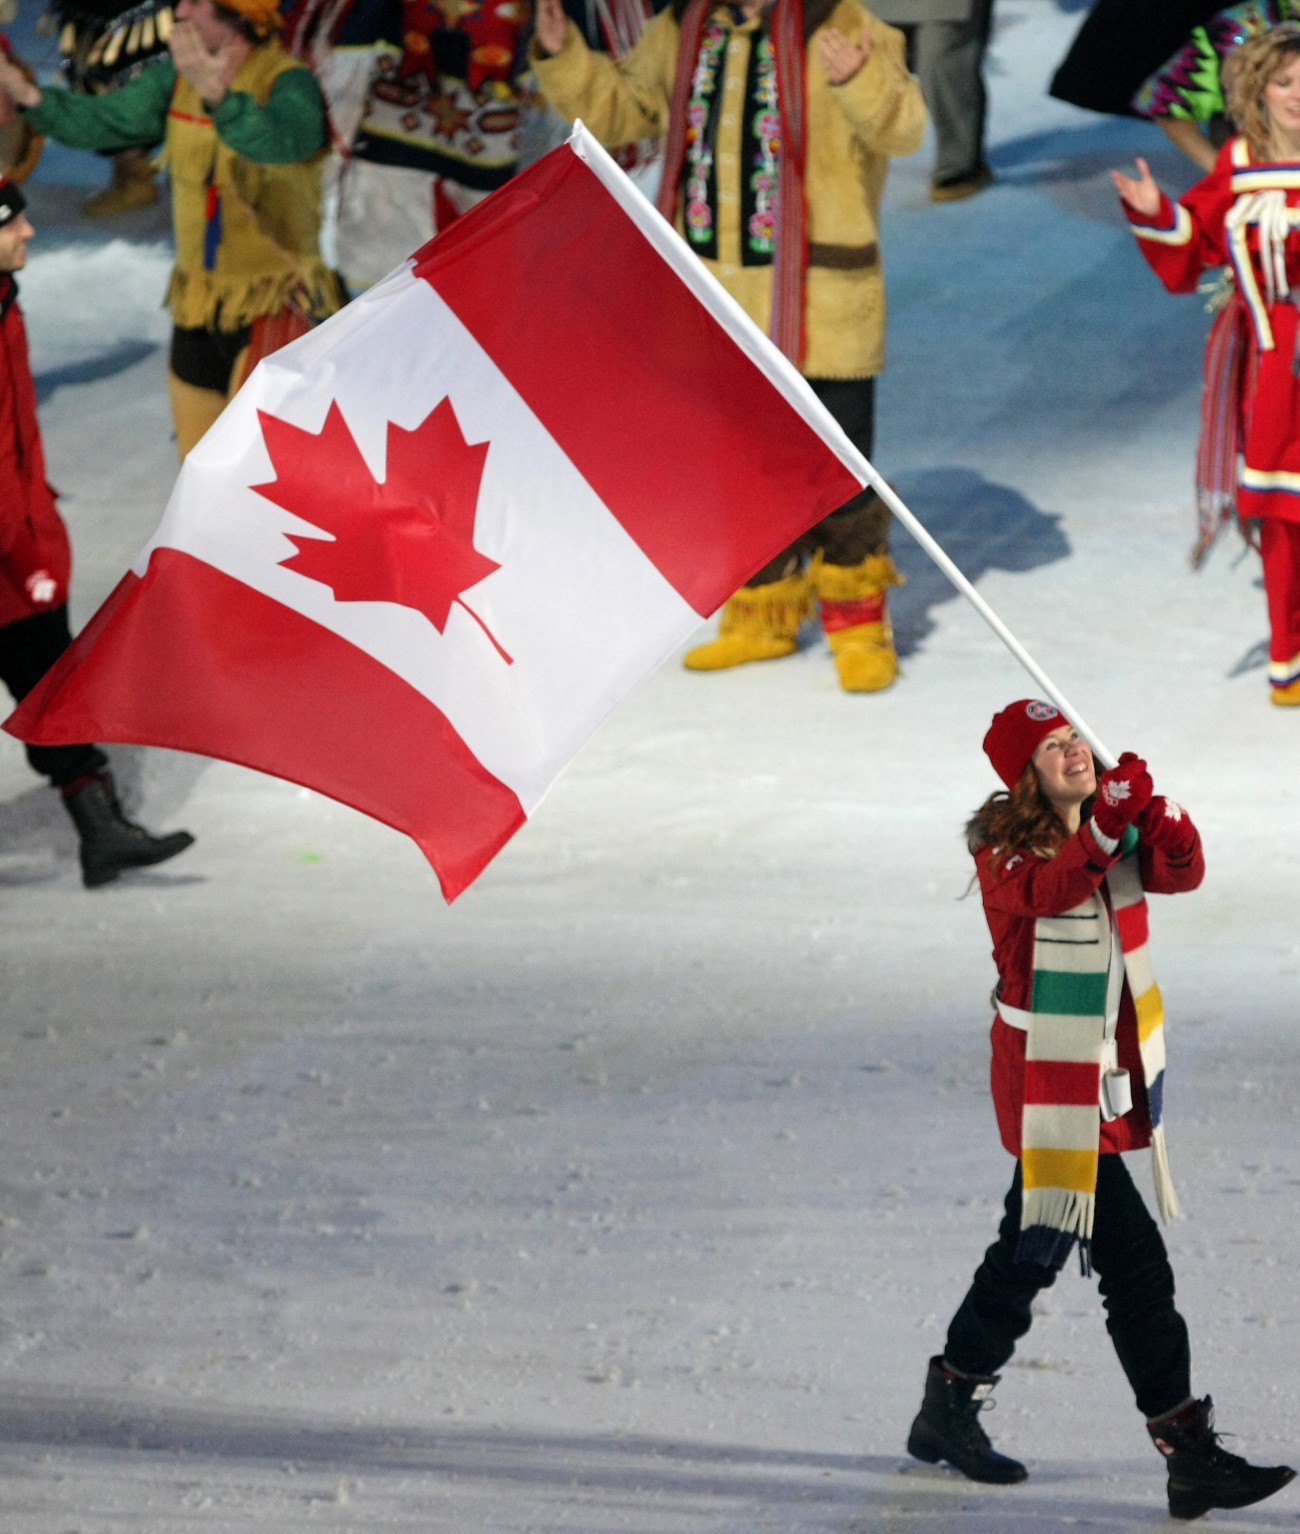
[813,552,903,693]
[684,570,812,671]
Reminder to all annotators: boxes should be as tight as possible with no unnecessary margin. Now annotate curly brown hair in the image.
[966,762,1071,871]
[1223,22,1300,160]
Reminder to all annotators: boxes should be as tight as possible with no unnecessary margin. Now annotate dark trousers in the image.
[0,606,105,788]
[944,1158,1191,1419]
[747,375,884,586]
[912,0,995,184]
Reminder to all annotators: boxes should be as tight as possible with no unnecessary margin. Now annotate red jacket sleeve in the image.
[977,817,1119,919]
[1123,141,1235,294]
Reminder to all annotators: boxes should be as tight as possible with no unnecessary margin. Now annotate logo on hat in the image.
[1025,700,1059,722]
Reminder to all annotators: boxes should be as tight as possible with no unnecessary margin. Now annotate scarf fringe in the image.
[1151,1123,1180,1223]
[1018,1186,1094,1262]
[1016,1189,1094,1270]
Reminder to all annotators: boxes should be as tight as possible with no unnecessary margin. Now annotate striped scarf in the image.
[658,0,808,364]
[1019,827,1179,1268]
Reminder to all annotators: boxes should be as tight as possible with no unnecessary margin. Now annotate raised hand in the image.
[1091,751,1154,839]
[1138,794,1195,854]
[0,51,41,111]
[534,0,568,58]
[169,19,249,106]
[818,26,871,86]
[1111,156,1162,218]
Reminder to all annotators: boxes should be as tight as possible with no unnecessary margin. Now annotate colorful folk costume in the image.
[1125,137,1300,703]
[48,0,176,214]
[1131,0,1298,123]
[1049,0,1226,119]
[24,13,342,457]
[905,700,1297,1520]
[533,0,926,691]
[285,0,534,291]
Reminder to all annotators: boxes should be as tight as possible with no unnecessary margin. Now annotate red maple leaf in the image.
[251,397,509,660]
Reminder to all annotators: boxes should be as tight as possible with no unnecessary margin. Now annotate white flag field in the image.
[5,125,1083,900]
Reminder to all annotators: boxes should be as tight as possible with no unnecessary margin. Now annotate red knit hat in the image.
[983,698,1069,788]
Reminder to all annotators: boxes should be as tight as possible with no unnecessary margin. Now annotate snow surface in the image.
[2,2,1299,1529]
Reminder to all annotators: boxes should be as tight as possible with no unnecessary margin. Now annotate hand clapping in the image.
[818,26,871,86]
[169,18,249,106]
[534,0,568,58]
[0,51,41,111]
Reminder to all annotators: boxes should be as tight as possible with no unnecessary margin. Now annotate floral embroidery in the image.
[683,18,728,254]
[679,13,780,265]
[746,36,779,257]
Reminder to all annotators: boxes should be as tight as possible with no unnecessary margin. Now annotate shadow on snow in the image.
[888,466,1070,660]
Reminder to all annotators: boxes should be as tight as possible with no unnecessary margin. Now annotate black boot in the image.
[62,773,195,888]
[907,1355,1027,1484]
[1149,1397,1295,1521]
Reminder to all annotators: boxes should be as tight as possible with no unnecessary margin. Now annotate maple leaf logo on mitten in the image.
[1163,799,1184,821]
[1101,779,1131,809]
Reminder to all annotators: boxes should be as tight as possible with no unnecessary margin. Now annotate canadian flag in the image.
[6,127,865,900]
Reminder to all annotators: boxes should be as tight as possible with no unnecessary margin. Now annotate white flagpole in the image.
[565,124,1118,769]
[844,459,1117,770]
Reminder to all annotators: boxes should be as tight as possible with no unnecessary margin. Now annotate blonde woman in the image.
[1115,23,1300,706]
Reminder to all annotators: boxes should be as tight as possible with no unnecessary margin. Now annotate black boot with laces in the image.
[907,1355,1027,1484]
[62,772,195,888]
[1148,1396,1295,1521]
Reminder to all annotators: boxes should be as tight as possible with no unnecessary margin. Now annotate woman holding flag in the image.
[532,0,925,692]
[906,698,1294,1520]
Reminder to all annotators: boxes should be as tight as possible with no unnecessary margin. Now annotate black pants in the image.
[747,376,883,586]
[944,1158,1191,1419]
[0,606,105,788]
[169,324,253,391]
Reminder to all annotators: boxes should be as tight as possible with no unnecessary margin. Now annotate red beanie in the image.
[983,698,1069,788]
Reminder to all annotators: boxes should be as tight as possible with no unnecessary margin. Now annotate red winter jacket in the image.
[978,813,1205,1159]
[0,276,69,628]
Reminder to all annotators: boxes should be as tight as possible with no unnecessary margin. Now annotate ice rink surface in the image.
[1,2,1298,1528]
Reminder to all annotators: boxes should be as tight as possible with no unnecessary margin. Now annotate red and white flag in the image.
[6,126,866,900]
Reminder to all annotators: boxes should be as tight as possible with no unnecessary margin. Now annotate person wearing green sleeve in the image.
[0,0,343,457]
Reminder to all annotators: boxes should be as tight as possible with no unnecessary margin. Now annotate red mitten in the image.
[1138,794,1195,854]
[23,567,61,606]
[3,514,65,611]
[1091,752,1153,839]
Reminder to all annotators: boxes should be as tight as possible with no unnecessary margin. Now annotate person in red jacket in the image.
[1113,24,1300,706]
[906,698,1295,1521]
[0,177,195,886]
